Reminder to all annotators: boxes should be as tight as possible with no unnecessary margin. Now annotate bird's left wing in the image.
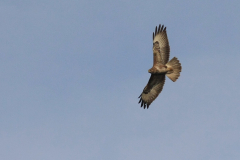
[153,24,170,64]
[138,74,165,109]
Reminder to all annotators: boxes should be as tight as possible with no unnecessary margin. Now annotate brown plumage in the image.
[138,24,182,109]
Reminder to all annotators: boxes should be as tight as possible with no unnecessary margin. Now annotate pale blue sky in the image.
[0,0,240,159]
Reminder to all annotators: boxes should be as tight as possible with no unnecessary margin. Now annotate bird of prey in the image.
[138,24,182,109]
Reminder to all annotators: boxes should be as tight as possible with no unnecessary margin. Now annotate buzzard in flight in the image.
[138,24,182,109]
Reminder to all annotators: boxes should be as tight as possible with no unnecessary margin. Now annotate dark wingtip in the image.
[153,24,167,40]
[147,104,149,109]
[139,101,150,109]
[138,98,142,104]
[158,24,161,33]
[138,94,142,98]
[160,25,164,31]
[138,93,151,109]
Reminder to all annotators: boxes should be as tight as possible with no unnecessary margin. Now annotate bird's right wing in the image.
[138,74,165,109]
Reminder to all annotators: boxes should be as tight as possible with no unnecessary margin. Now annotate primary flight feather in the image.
[138,24,182,109]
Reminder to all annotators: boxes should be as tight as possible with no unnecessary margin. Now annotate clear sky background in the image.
[1,0,240,159]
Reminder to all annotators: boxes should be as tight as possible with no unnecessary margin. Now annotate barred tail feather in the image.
[166,57,182,82]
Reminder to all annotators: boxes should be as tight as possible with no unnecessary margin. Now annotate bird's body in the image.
[138,24,182,109]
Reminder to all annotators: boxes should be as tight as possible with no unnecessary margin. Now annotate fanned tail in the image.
[166,57,182,82]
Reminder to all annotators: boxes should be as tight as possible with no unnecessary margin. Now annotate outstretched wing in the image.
[138,74,165,109]
[153,24,170,64]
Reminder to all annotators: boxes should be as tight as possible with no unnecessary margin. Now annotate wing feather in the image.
[153,24,170,64]
[138,74,165,109]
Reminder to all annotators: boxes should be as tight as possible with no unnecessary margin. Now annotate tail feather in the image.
[166,57,182,82]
